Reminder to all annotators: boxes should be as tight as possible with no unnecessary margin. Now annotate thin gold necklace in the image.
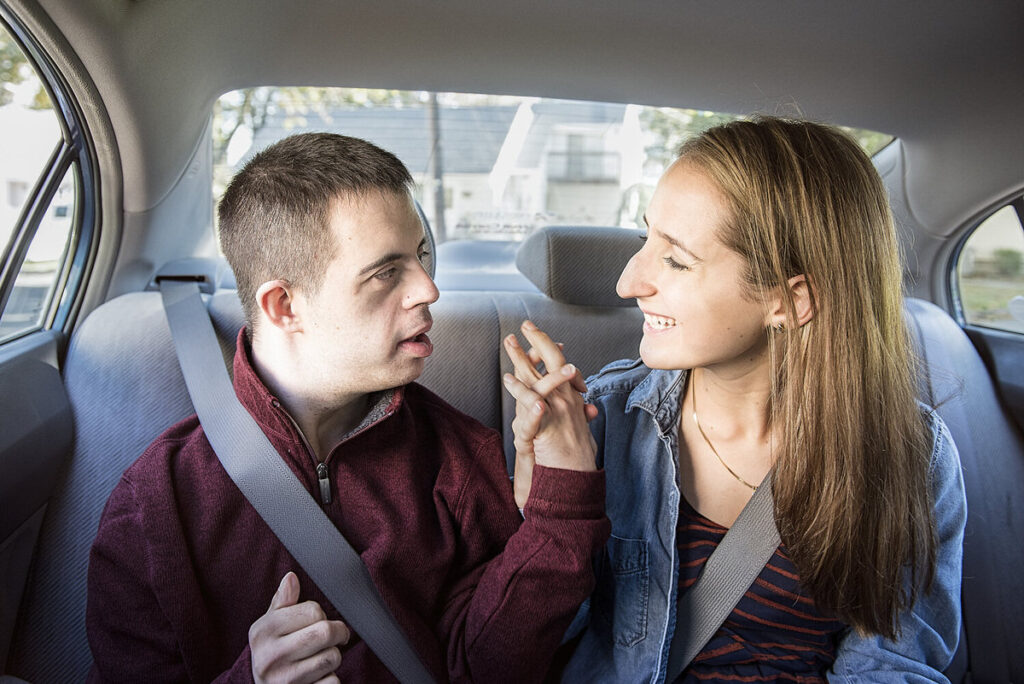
[691,374,758,491]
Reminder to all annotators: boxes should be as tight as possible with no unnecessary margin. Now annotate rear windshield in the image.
[212,88,892,244]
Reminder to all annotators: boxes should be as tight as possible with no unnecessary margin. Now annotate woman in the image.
[502,117,966,682]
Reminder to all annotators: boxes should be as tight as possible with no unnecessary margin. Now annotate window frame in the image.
[950,195,1024,333]
[0,3,97,344]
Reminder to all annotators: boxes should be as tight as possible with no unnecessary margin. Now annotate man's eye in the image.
[375,267,398,281]
[417,250,431,263]
[663,256,690,272]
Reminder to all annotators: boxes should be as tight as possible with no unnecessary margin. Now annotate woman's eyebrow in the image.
[643,215,702,263]
[658,231,701,262]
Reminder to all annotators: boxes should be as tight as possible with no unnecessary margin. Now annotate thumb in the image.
[268,571,299,612]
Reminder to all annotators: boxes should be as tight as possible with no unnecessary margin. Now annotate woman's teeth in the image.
[644,313,677,329]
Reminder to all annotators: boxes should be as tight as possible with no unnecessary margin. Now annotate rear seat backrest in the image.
[905,298,1024,683]
[9,225,1022,682]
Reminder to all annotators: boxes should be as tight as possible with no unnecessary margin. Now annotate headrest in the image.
[414,199,436,279]
[515,226,641,307]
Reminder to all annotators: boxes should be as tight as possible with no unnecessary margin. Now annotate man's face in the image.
[295,190,438,398]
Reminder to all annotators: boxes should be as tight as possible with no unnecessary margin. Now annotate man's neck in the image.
[250,333,370,462]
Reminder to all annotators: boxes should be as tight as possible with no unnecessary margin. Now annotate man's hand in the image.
[250,572,351,684]
[502,320,598,509]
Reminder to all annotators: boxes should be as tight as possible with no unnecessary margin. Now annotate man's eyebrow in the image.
[357,238,427,276]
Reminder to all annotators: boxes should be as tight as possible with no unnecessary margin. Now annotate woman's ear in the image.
[767,274,815,330]
[255,280,303,333]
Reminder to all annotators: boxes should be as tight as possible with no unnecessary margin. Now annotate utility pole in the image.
[427,92,447,243]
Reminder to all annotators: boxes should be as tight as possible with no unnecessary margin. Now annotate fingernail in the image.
[505,334,519,347]
[561,363,576,377]
[533,401,544,414]
[522,320,536,331]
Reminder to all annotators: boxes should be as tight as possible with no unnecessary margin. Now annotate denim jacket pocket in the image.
[593,535,650,647]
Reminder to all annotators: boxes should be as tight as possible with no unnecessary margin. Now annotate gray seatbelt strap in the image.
[665,473,780,682]
[159,280,435,684]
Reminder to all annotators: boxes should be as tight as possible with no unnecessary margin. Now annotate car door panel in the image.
[0,331,72,671]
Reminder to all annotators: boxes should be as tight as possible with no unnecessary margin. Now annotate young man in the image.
[86,133,609,683]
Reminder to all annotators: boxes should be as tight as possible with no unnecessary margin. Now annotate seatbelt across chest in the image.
[159,279,435,684]
[665,473,780,681]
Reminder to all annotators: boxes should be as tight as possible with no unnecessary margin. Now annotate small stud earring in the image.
[772,323,784,332]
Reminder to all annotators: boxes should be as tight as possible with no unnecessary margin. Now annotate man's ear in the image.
[255,280,303,333]
[767,274,815,330]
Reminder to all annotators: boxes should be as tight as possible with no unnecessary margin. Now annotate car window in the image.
[0,15,90,343]
[212,88,893,245]
[955,202,1024,334]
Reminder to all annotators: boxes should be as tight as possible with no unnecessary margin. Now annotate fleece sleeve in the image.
[436,433,611,684]
[85,476,255,684]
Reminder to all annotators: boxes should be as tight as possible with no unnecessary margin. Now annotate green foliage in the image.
[639,106,894,164]
[0,28,51,109]
[213,87,425,166]
[0,32,24,106]
[211,87,428,196]
[993,248,1023,277]
[838,127,894,156]
[640,108,739,166]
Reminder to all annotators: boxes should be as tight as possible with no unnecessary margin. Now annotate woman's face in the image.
[616,160,773,374]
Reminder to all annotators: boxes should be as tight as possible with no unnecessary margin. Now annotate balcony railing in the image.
[546,151,620,182]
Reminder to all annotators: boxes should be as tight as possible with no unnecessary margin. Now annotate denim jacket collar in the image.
[626,368,688,437]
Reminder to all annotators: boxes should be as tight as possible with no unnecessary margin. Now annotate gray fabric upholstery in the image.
[7,293,195,682]
[516,226,640,307]
[906,298,1024,683]
[417,291,504,431]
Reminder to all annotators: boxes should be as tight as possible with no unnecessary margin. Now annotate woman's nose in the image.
[616,252,654,300]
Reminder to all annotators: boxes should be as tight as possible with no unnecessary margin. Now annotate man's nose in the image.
[406,262,440,308]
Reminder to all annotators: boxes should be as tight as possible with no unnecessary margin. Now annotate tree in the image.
[1,28,51,109]
[213,87,427,168]
[994,248,1022,278]
[639,106,894,165]
[211,87,429,196]
[640,107,739,168]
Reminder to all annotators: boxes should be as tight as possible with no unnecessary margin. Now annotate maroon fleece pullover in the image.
[86,329,609,683]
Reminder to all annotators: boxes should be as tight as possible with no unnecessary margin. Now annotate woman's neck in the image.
[687,364,773,444]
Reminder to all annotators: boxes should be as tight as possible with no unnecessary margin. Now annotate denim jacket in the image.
[563,359,967,683]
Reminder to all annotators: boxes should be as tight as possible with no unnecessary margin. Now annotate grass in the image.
[958,275,1024,333]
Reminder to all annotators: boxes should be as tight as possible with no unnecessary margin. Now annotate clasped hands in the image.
[502,320,598,509]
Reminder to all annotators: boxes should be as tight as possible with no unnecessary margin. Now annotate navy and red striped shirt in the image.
[675,497,846,683]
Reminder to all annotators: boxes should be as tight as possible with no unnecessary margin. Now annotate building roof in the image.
[242,98,628,176]
[246,105,517,175]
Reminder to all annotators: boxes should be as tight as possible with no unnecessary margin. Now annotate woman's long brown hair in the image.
[679,117,936,639]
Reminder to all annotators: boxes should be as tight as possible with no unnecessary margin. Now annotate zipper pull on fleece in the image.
[316,462,331,505]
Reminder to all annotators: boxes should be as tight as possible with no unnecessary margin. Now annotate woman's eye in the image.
[638,233,648,242]
[663,256,690,272]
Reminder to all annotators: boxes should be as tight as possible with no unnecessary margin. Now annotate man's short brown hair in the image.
[218,132,413,331]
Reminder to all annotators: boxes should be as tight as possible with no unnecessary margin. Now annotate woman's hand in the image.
[502,320,598,509]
